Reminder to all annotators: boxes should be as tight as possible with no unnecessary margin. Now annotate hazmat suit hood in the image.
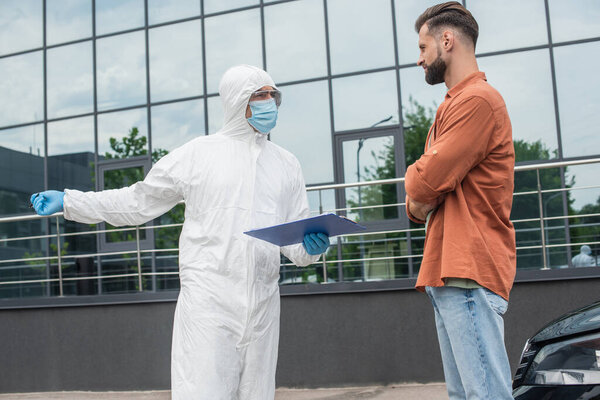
[581,245,592,255]
[218,64,278,139]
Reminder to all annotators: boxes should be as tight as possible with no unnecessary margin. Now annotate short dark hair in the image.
[415,1,479,48]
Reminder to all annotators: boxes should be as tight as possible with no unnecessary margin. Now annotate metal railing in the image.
[2,157,600,298]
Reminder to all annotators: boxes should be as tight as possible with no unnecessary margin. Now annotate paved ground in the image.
[0,383,448,399]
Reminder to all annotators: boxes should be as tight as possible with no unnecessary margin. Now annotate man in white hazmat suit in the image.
[30,64,330,399]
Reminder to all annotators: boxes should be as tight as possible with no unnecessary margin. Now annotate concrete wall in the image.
[0,278,599,393]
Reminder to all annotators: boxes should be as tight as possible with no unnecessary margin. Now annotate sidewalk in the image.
[0,383,448,400]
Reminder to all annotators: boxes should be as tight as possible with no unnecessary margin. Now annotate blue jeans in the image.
[425,286,513,400]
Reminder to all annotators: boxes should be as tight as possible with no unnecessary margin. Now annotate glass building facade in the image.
[1,0,600,299]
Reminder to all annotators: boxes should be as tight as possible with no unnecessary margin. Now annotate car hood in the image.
[531,300,600,343]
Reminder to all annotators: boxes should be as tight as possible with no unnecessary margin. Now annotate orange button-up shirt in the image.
[405,72,516,300]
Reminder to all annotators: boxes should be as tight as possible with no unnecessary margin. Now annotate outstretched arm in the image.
[31,152,184,226]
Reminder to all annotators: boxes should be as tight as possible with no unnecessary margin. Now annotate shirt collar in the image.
[446,71,487,99]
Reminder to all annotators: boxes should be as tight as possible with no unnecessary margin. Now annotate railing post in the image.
[136,226,143,291]
[537,169,549,269]
[55,216,64,296]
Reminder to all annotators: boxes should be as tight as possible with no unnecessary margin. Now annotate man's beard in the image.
[425,52,447,85]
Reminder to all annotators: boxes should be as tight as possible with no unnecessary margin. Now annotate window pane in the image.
[332,71,399,132]
[149,21,203,102]
[148,0,200,25]
[264,0,327,83]
[554,42,600,158]
[205,9,262,93]
[0,124,43,155]
[307,189,336,215]
[549,0,600,43]
[97,32,146,111]
[468,0,547,54]
[203,0,258,14]
[478,50,558,162]
[327,0,395,74]
[47,42,94,119]
[98,108,148,159]
[399,66,446,116]
[270,81,333,185]
[394,0,440,65]
[47,116,94,157]
[0,124,44,217]
[95,0,145,36]
[47,116,95,191]
[207,96,224,134]
[343,135,399,222]
[566,164,600,213]
[47,0,91,46]
[151,99,205,153]
[0,0,42,56]
[0,52,43,127]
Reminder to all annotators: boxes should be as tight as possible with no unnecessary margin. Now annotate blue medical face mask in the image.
[247,99,278,134]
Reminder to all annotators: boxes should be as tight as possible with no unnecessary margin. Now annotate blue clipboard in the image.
[244,213,366,246]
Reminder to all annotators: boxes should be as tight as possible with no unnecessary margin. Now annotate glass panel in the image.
[0,52,43,127]
[399,66,445,122]
[148,0,200,25]
[402,95,436,170]
[207,96,224,134]
[307,189,336,215]
[103,166,146,244]
[567,164,600,214]
[343,135,399,223]
[270,81,333,185]
[0,124,43,155]
[47,42,94,119]
[203,0,258,14]
[512,166,563,269]
[554,42,600,158]
[46,0,92,46]
[0,0,42,56]
[549,0,600,43]
[327,0,395,74]
[204,9,262,93]
[332,70,399,132]
[149,21,203,103]
[47,115,94,161]
[340,232,410,282]
[478,49,558,162]
[468,0,547,54]
[152,249,180,291]
[97,108,148,159]
[566,163,600,269]
[0,124,44,215]
[264,0,327,83]
[96,31,146,111]
[99,253,149,293]
[151,99,205,154]
[394,0,440,65]
[95,0,145,36]
[0,260,49,299]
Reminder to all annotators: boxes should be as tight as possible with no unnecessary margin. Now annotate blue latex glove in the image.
[30,190,65,216]
[302,232,330,255]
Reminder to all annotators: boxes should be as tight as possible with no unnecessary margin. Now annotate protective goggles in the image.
[249,89,282,107]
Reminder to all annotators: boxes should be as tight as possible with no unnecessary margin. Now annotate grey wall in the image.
[1,278,599,393]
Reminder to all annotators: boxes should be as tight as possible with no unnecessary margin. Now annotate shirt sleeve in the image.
[280,160,321,267]
[405,96,495,204]
[63,152,184,226]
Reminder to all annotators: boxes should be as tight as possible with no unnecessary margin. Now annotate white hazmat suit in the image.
[63,65,320,399]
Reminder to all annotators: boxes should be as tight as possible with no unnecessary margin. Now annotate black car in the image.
[513,300,600,399]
